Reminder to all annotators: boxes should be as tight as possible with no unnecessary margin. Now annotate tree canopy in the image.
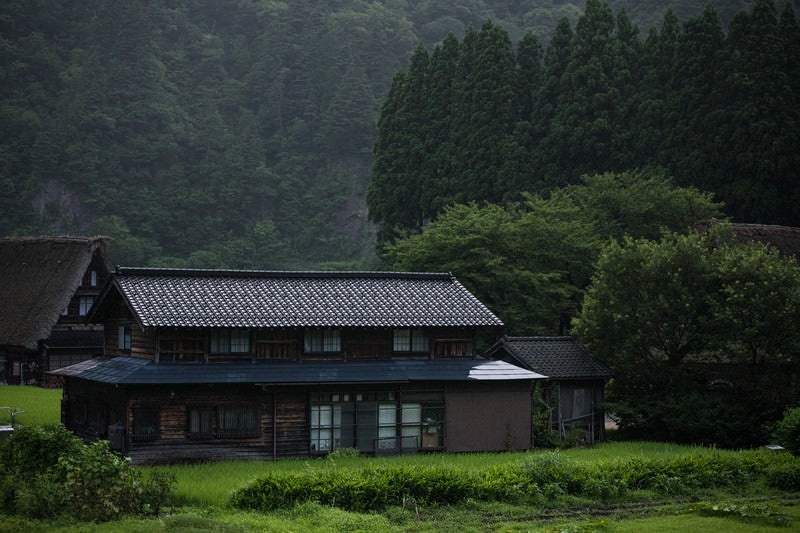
[386,171,723,334]
[573,225,800,446]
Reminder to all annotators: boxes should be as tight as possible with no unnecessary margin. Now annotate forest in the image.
[2,0,797,267]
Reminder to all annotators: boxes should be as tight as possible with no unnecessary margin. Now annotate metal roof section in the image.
[50,356,544,385]
[107,267,504,329]
[489,336,613,380]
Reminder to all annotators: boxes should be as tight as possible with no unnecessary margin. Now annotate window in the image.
[217,405,259,438]
[132,405,160,441]
[90,270,98,286]
[186,406,260,439]
[377,403,397,449]
[79,296,94,316]
[401,403,422,449]
[210,329,250,354]
[187,407,214,438]
[310,404,342,452]
[393,328,428,352]
[118,325,131,352]
[304,328,341,353]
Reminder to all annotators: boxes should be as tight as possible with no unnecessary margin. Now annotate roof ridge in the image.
[115,267,455,281]
[1,235,109,244]
[504,336,575,341]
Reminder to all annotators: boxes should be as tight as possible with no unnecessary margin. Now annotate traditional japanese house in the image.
[0,236,110,385]
[51,268,542,464]
[487,336,613,444]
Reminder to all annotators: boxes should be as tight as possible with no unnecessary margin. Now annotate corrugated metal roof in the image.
[107,268,504,329]
[50,356,544,385]
[488,336,613,380]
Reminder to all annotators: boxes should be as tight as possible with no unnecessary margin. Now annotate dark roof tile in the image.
[489,336,612,380]
[108,268,504,329]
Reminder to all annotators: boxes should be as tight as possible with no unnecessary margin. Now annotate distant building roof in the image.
[695,220,800,260]
[487,336,613,380]
[0,236,108,349]
[49,356,544,385]
[93,268,504,329]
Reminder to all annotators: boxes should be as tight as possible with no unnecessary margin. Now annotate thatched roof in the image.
[695,221,800,260]
[0,236,108,350]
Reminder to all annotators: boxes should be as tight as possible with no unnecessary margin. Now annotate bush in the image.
[0,427,175,521]
[765,462,800,491]
[0,424,82,476]
[772,407,800,455]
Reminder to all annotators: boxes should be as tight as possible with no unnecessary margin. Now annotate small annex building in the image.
[487,336,612,444]
[51,268,543,464]
[0,236,110,385]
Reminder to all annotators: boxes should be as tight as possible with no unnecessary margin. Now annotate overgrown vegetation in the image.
[773,407,800,456]
[0,425,175,522]
[231,449,799,514]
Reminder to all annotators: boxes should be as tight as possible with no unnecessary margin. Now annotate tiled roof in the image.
[0,236,108,349]
[49,356,544,385]
[103,268,504,329]
[488,336,612,380]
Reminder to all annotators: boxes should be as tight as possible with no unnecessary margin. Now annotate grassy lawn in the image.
[0,385,62,426]
[1,385,798,532]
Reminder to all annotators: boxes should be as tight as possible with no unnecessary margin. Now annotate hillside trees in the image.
[368,0,800,249]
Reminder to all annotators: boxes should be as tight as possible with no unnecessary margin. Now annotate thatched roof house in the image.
[0,236,110,384]
[695,220,800,260]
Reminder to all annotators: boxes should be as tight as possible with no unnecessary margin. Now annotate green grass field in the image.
[1,385,798,532]
[0,385,61,426]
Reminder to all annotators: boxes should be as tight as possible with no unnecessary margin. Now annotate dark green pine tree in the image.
[609,9,643,171]
[668,5,730,196]
[637,10,681,169]
[722,0,800,225]
[512,31,547,194]
[421,33,461,218]
[549,0,619,180]
[367,45,430,246]
[450,21,520,204]
[537,17,574,189]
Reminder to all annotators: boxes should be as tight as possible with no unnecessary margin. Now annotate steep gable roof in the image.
[0,236,109,349]
[488,336,612,380]
[94,268,504,329]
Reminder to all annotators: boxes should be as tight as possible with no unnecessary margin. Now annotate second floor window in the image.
[79,296,94,316]
[304,328,341,353]
[210,329,250,354]
[393,328,428,352]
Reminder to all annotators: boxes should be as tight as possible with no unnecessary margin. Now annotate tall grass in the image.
[163,442,757,508]
[0,385,61,426]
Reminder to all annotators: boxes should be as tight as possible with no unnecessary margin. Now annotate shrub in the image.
[0,427,175,521]
[765,462,800,491]
[0,424,82,476]
[772,407,800,455]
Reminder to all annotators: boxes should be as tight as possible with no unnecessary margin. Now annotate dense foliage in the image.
[387,171,722,334]
[0,425,175,522]
[2,1,790,267]
[369,0,800,247]
[574,227,800,446]
[773,408,800,456]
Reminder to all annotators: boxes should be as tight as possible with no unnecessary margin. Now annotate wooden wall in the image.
[445,381,532,452]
